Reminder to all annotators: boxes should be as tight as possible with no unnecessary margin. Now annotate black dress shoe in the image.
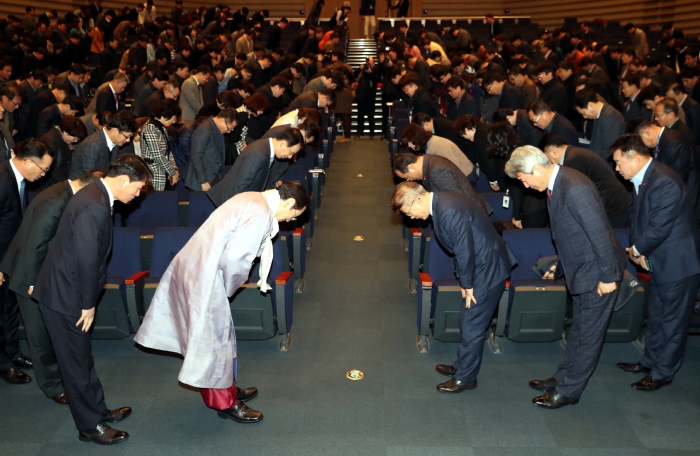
[13,354,33,369]
[102,407,132,423]
[1,367,32,384]
[237,386,258,402]
[436,378,477,393]
[435,364,457,377]
[529,378,557,393]
[532,392,579,409]
[78,423,129,445]
[217,402,263,423]
[617,362,651,374]
[631,375,672,391]
[51,393,69,405]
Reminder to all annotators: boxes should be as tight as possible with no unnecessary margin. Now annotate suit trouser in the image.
[39,303,106,431]
[0,282,21,370]
[453,280,506,383]
[640,273,700,382]
[16,295,63,397]
[356,102,376,137]
[201,382,238,410]
[553,287,617,399]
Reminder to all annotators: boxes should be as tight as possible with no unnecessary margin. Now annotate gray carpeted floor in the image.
[1,139,699,455]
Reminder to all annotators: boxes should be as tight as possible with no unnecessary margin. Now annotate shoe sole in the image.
[78,435,129,445]
[217,411,264,423]
[436,385,477,393]
[533,399,579,409]
[631,382,671,392]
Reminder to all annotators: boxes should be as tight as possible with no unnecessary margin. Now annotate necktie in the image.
[546,188,552,203]
[19,179,26,213]
[114,92,119,107]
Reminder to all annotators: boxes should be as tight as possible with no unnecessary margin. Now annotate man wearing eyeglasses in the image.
[526,99,579,147]
[0,85,23,140]
[69,112,137,179]
[0,139,54,386]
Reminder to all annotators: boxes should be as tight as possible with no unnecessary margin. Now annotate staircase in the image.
[346,39,383,136]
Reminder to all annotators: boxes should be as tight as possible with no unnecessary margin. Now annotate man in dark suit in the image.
[208,128,304,207]
[92,72,129,114]
[399,73,438,117]
[0,170,104,403]
[261,123,319,188]
[0,140,54,385]
[445,77,477,120]
[668,83,700,146]
[21,82,75,141]
[620,73,648,122]
[535,63,568,116]
[636,120,700,225]
[483,72,523,110]
[99,38,121,83]
[393,153,491,214]
[611,134,700,391]
[36,95,84,137]
[391,182,517,393]
[284,89,335,113]
[69,112,137,179]
[542,133,631,228]
[266,18,288,51]
[38,116,89,190]
[183,109,237,192]
[34,154,150,444]
[413,113,477,168]
[575,88,626,163]
[653,97,693,142]
[527,100,579,147]
[506,145,625,408]
[485,14,502,39]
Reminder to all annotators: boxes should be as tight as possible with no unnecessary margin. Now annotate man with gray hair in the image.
[391,182,516,394]
[505,145,625,409]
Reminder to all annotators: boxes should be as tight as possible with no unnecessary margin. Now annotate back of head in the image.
[60,115,88,140]
[106,154,152,182]
[76,169,108,186]
[278,180,309,209]
[609,133,650,157]
[14,139,54,160]
[278,128,304,147]
[106,112,138,133]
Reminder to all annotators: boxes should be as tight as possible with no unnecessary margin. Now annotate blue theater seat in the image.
[186,191,217,227]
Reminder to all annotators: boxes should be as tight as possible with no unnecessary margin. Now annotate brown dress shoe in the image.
[1,367,32,384]
[51,393,69,405]
[436,378,477,393]
[617,362,651,374]
[435,364,457,377]
[78,423,129,445]
[236,386,258,402]
[631,375,672,391]
[102,407,132,423]
[529,378,557,393]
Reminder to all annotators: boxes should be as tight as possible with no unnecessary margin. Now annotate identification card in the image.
[502,195,510,208]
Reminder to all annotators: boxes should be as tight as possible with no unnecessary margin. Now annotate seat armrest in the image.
[418,273,433,336]
[274,272,294,336]
[418,272,433,288]
[125,270,150,333]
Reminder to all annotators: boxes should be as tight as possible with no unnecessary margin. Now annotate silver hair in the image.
[505,145,551,178]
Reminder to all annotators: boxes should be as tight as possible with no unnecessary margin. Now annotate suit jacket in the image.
[498,82,523,110]
[285,91,319,113]
[132,82,156,117]
[562,146,630,219]
[69,129,114,179]
[34,180,112,316]
[36,105,62,137]
[446,92,477,120]
[590,104,625,161]
[22,89,57,141]
[39,127,73,188]
[431,191,517,290]
[207,137,272,207]
[549,166,624,294]
[0,181,72,298]
[421,155,492,215]
[94,84,119,114]
[0,121,15,162]
[261,125,292,188]
[623,93,648,122]
[0,160,24,261]
[679,96,700,145]
[266,25,283,51]
[670,119,693,142]
[425,135,474,178]
[184,118,225,190]
[548,113,579,147]
[656,127,700,221]
[630,160,700,283]
[407,87,437,117]
[140,90,165,119]
[538,79,568,116]
[180,76,204,123]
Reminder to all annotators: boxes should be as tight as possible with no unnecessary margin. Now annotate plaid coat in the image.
[141,120,177,191]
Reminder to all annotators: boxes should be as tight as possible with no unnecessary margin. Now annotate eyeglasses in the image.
[405,199,416,217]
[531,114,542,124]
[27,159,49,175]
[119,131,134,141]
[654,111,668,118]
[224,121,233,133]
